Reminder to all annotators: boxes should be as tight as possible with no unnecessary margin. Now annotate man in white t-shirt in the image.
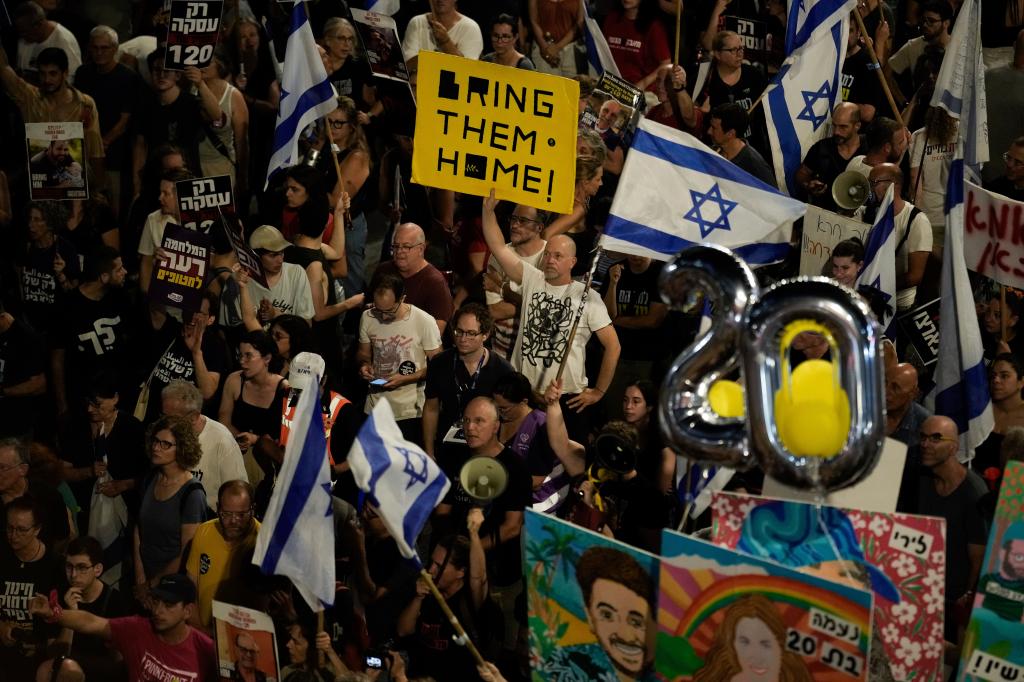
[484,204,548,359]
[242,226,315,323]
[855,163,932,311]
[481,190,620,443]
[161,380,248,510]
[885,1,951,98]
[13,1,82,82]
[357,271,442,443]
[402,0,484,68]
[138,167,190,293]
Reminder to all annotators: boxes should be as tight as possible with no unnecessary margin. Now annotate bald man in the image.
[481,191,621,443]
[855,163,932,310]
[376,223,454,333]
[230,632,266,682]
[795,102,863,211]
[901,415,987,643]
[885,362,931,447]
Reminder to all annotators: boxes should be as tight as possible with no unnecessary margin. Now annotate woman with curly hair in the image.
[693,594,811,682]
[132,415,207,605]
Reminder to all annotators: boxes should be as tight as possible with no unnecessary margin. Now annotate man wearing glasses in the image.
[985,137,1024,202]
[376,223,454,334]
[185,480,259,633]
[899,415,987,644]
[885,1,951,96]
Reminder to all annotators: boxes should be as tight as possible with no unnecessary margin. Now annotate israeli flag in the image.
[252,370,335,609]
[364,0,399,15]
[348,400,451,564]
[926,151,994,461]
[264,0,339,188]
[930,0,987,176]
[603,119,806,263]
[786,0,858,55]
[855,184,897,332]
[583,1,621,78]
[764,18,849,195]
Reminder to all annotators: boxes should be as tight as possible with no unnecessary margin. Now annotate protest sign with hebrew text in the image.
[165,0,223,69]
[964,181,1024,290]
[149,223,210,311]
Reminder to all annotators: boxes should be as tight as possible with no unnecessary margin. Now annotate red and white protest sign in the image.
[964,181,1024,288]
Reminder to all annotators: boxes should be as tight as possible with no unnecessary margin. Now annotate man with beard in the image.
[885,1,952,101]
[975,529,1024,621]
[29,573,217,680]
[795,102,864,211]
[541,546,657,681]
[29,139,82,188]
[185,481,259,633]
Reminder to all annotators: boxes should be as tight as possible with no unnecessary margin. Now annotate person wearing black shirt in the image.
[707,103,776,186]
[842,18,891,123]
[0,303,46,439]
[423,304,514,458]
[795,102,864,210]
[51,246,132,417]
[985,137,1024,202]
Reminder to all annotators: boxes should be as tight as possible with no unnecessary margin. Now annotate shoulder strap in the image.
[179,480,208,518]
[895,206,923,254]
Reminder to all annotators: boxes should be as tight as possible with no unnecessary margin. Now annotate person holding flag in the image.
[854,183,897,332]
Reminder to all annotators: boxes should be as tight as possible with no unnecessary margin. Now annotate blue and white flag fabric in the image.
[926,151,994,461]
[602,119,806,263]
[929,0,987,177]
[264,0,338,188]
[348,400,451,564]
[786,0,858,55]
[363,0,399,15]
[252,370,335,610]
[582,1,621,78]
[764,17,849,195]
[855,184,897,332]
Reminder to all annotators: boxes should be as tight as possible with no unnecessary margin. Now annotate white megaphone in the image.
[832,171,871,210]
[459,456,509,504]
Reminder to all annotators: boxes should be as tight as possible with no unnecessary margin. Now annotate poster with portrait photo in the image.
[25,121,88,201]
[213,601,281,682]
[350,8,409,83]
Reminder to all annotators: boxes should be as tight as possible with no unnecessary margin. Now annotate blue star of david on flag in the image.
[797,81,832,130]
[684,183,738,238]
[866,275,892,304]
[399,446,429,489]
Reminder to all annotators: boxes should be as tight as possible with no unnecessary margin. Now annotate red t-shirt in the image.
[108,615,217,682]
[602,11,671,89]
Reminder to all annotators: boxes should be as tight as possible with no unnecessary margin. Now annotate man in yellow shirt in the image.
[186,480,260,632]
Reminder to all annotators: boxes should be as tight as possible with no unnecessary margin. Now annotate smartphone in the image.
[369,378,388,386]
[365,655,383,669]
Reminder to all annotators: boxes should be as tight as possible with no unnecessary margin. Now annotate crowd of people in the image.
[0,0,1021,680]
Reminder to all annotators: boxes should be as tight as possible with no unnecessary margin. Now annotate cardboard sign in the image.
[350,8,408,82]
[149,223,211,311]
[895,297,941,367]
[25,121,87,201]
[964,181,1024,290]
[799,205,871,276]
[412,51,579,214]
[524,510,661,681]
[176,175,234,235]
[957,462,1024,680]
[658,529,873,681]
[165,0,223,69]
[219,211,268,289]
[713,492,947,681]
[212,601,281,682]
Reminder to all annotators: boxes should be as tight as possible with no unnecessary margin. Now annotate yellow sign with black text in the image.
[412,51,579,214]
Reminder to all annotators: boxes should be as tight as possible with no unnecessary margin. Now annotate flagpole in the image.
[850,10,904,129]
[1001,285,1008,344]
[419,569,488,667]
[673,0,683,66]
[555,246,603,382]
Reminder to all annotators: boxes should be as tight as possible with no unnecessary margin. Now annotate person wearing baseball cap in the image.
[236,225,315,328]
[29,573,217,680]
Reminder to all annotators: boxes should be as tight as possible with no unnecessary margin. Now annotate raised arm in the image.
[481,189,524,284]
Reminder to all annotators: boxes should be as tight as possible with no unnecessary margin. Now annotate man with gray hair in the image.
[74,25,144,219]
[162,380,247,510]
[0,437,71,547]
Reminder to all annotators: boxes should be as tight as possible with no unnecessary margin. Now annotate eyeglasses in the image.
[329,119,351,130]
[453,329,483,338]
[391,242,424,252]
[919,432,958,444]
[151,438,176,451]
[869,177,894,186]
[6,525,37,535]
[0,461,25,473]
[237,645,259,656]
[370,300,403,321]
[921,16,943,25]
[65,562,94,574]
[1004,152,1024,167]
[491,33,514,42]
[718,46,745,54]
[509,215,542,227]
[218,509,254,521]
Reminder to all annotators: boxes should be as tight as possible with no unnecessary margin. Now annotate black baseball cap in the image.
[149,574,197,604]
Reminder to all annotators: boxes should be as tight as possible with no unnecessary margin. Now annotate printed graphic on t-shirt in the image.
[372,334,414,376]
[76,316,122,355]
[520,291,572,369]
[21,267,57,305]
[0,579,34,621]
[154,349,195,385]
[139,651,200,682]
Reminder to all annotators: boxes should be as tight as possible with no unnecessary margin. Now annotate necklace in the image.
[18,541,43,568]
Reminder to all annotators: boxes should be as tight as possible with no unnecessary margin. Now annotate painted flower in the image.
[922,634,944,659]
[870,515,891,537]
[711,495,733,518]
[895,636,922,667]
[892,553,916,578]
[930,550,945,565]
[922,568,943,589]
[923,586,943,614]
[891,600,918,625]
[849,512,868,531]
[725,513,743,531]
[881,623,901,644]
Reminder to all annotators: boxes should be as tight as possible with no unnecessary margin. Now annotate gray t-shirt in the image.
[138,476,207,575]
